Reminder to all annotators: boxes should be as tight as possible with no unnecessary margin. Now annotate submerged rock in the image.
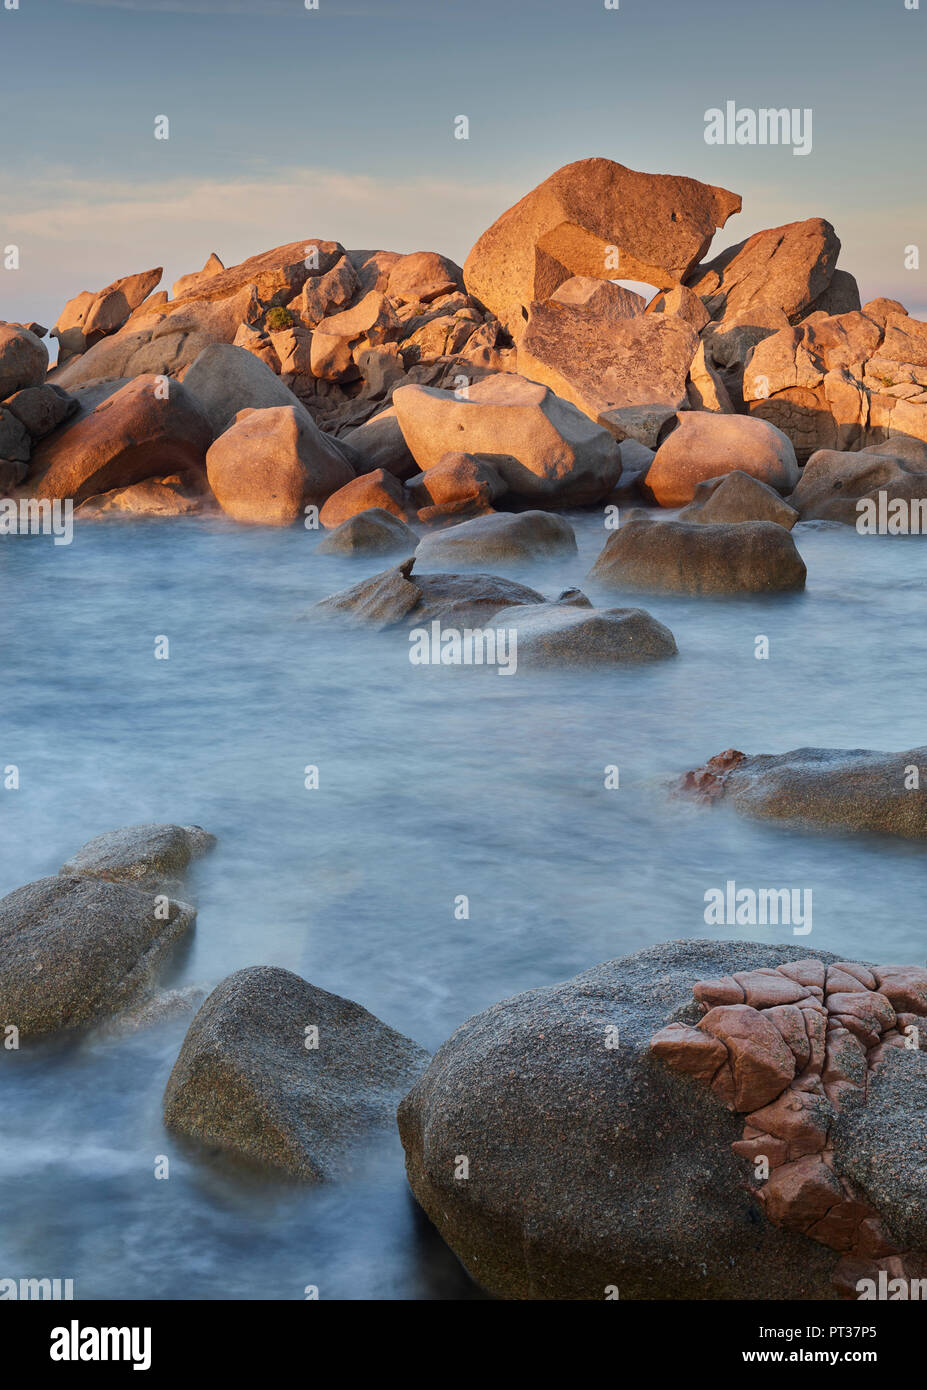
[398,939,856,1299]
[60,823,216,896]
[491,602,677,667]
[163,966,429,1181]
[312,557,544,629]
[679,746,927,840]
[588,514,806,595]
[316,508,419,556]
[0,875,195,1040]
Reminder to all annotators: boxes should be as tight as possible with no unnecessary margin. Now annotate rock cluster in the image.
[651,961,927,1295]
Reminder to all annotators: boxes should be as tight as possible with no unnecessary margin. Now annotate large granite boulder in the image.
[0,875,195,1040]
[686,218,841,321]
[678,471,799,529]
[588,515,806,595]
[643,412,799,507]
[27,375,213,502]
[392,373,622,505]
[492,601,677,667]
[517,303,698,447]
[788,447,927,524]
[0,324,48,399]
[319,468,408,528]
[182,342,311,435]
[163,966,429,1180]
[398,940,857,1299]
[206,404,354,526]
[463,158,741,330]
[679,745,927,840]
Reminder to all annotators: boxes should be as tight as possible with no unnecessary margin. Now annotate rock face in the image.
[0,875,195,1040]
[686,218,841,321]
[398,939,858,1299]
[27,375,213,503]
[392,373,622,505]
[414,510,577,569]
[492,602,677,667]
[788,447,927,524]
[517,303,698,447]
[206,405,354,526]
[163,966,429,1181]
[588,515,806,596]
[0,324,48,398]
[679,746,927,840]
[316,508,418,556]
[678,471,799,529]
[313,557,544,629]
[643,411,799,507]
[59,824,216,896]
[463,158,741,329]
[52,267,163,363]
[652,960,927,1296]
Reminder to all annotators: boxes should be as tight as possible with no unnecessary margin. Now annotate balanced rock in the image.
[588,515,806,595]
[679,746,927,840]
[464,158,741,329]
[393,373,621,505]
[386,251,463,306]
[206,405,354,526]
[414,510,577,569]
[163,966,429,1181]
[0,875,195,1040]
[644,412,799,507]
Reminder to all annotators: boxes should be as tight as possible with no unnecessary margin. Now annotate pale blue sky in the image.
[1,0,924,331]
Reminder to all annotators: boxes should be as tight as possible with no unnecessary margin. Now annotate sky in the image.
[0,0,924,337]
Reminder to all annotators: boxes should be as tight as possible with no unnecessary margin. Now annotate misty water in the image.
[1,512,925,1299]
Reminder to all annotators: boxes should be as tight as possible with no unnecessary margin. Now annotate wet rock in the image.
[643,411,799,507]
[679,745,927,840]
[414,510,577,568]
[27,375,213,503]
[463,157,740,330]
[678,471,799,529]
[163,966,429,1180]
[59,823,216,896]
[0,875,195,1040]
[206,404,354,526]
[393,372,621,506]
[398,939,850,1299]
[313,557,543,630]
[492,602,677,666]
[316,508,419,556]
[588,514,806,595]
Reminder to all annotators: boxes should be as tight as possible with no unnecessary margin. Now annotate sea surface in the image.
[1,511,925,1299]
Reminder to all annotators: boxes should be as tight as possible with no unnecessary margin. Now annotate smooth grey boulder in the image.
[788,448,927,525]
[414,510,577,569]
[678,470,799,529]
[492,602,677,667]
[312,557,544,630]
[182,342,311,436]
[60,823,216,895]
[680,745,927,840]
[0,875,195,1040]
[588,514,806,595]
[398,939,846,1300]
[163,966,429,1181]
[316,508,419,556]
